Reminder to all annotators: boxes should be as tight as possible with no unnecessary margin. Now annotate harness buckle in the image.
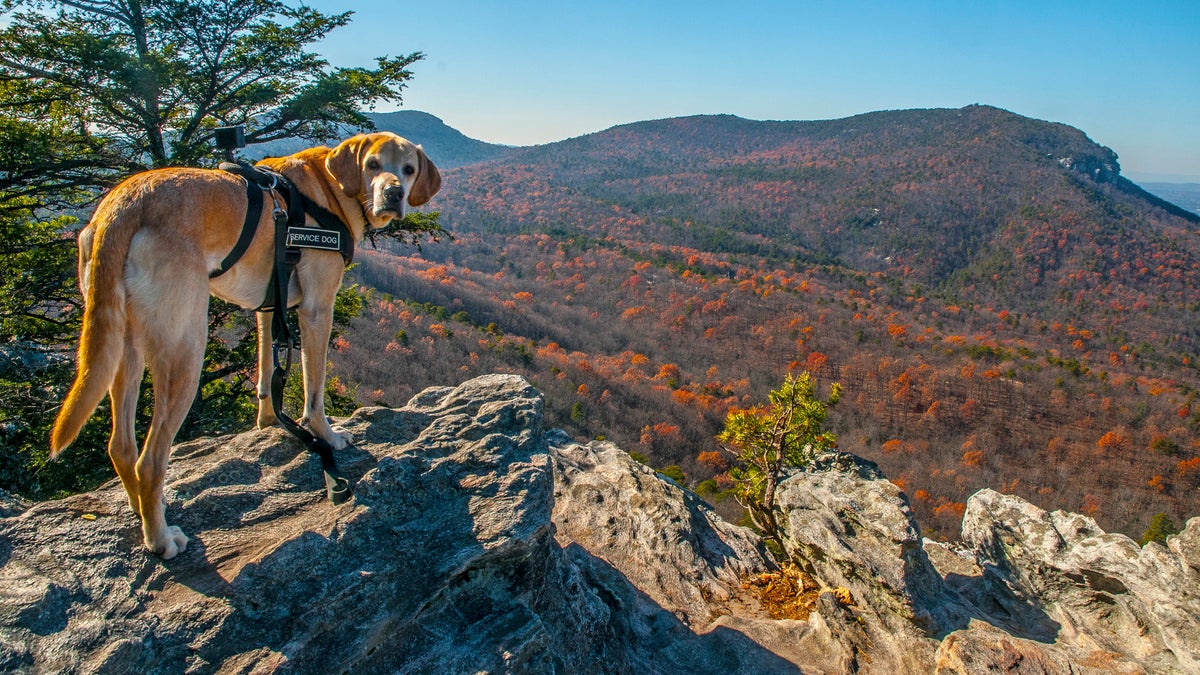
[272,341,293,371]
[269,190,287,223]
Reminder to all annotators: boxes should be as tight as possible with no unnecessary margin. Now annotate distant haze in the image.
[1137,182,1200,215]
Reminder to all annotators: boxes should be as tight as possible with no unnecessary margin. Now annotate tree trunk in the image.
[126,0,168,166]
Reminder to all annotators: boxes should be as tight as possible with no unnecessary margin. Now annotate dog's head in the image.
[325,132,441,228]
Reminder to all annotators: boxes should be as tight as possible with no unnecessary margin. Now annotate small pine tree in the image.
[717,372,841,542]
[1140,512,1179,546]
[657,465,687,485]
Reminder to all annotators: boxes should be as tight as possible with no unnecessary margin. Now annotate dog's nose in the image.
[383,184,405,203]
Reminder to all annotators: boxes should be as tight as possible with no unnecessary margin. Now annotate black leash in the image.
[216,161,353,504]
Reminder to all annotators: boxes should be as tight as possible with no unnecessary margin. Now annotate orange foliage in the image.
[958,399,978,421]
[932,501,965,520]
[1176,457,1200,480]
[621,305,653,319]
[805,351,828,372]
[697,451,728,470]
[1148,475,1166,493]
[919,400,941,423]
[339,123,1200,544]
[654,422,681,436]
[655,363,681,381]
[961,450,984,467]
[672,389,697,405]
[1096,429,1128,450]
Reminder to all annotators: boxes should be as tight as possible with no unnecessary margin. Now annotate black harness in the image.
[212,161,357,504]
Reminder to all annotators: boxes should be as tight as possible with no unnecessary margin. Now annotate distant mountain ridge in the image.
[245,110,515,168]
[442,104,1200,305]
[245,108,1200,222]
[1140,182,1200,216]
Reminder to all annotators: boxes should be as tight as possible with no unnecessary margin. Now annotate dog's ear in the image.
[326,135,370,197]
[407,146,442,207]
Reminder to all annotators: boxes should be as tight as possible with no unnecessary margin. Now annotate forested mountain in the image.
[336,105,1200,540]
[247,110,515,168]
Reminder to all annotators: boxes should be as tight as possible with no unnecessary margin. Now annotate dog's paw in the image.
[148,526,189,560]
[328,426,353,450]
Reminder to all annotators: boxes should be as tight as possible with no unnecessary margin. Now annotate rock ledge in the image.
[1,375,1197,673]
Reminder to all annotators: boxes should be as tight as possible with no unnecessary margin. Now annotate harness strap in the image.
[295,200,356,265]
[268,337,352,504]
[213,161,356,281]
[209,171,264,279]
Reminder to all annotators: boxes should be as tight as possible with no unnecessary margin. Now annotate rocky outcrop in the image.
[1,374,1197,673]
[776,454,1200,674]
[551,435,770,627]
[773,453,965,673]
[0,375,795,673]
[953,489,1200,674]
[0,489,29,519]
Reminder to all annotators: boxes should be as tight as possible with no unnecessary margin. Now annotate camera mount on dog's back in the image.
[214,125,246,162]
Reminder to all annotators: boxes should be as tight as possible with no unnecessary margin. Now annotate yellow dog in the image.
[51,133,440,558]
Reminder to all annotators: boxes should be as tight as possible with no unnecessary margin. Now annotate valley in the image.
[334,105,1200,540]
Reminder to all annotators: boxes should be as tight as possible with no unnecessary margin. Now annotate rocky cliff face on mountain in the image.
[2,375,1197,673]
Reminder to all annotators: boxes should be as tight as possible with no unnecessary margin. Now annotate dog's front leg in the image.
[255,311,278,429]
[297,296,352,449]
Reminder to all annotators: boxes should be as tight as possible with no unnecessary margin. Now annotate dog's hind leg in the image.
[108,335,145,515]
[128,249,208,559]
[136,328,204,559]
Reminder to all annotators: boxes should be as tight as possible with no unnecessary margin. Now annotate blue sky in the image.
[307,0,1199,181]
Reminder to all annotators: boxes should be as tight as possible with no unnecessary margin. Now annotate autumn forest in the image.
[331,105,1199,540]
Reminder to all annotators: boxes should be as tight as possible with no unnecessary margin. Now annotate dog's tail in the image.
[50,206,135,457]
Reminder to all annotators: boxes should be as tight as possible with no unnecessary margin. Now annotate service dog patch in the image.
[286,226,341,251]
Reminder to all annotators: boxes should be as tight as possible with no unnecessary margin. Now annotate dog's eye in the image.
[365,158,381,170]
[403,164,416,176]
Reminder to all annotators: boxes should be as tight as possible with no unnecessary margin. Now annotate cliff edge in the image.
[1,375,1197,673]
